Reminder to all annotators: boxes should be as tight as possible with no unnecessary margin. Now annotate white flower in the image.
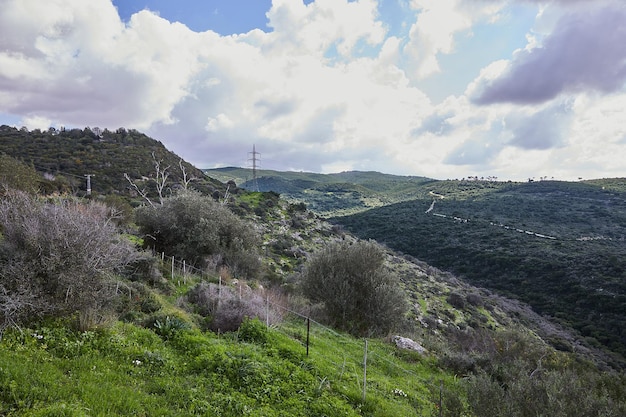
[132,359,142,366]
[393,388,407,397]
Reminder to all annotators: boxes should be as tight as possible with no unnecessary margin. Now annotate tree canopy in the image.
[300,239,407,336]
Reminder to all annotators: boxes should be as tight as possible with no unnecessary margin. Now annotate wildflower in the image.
[393,388,407,397]
[132,359,142,366]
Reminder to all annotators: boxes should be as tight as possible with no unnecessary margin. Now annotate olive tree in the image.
[134,191,261,277]
[0,191,138,333]
[300,240,407,336]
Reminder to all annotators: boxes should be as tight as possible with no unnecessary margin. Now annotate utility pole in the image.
[248,144,260,191]
[84,174,95,195]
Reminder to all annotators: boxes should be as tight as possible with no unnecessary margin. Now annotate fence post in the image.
[306,317,310,357]
[218,275,222,306]
[439,379,443,417]
[362,339,368,403]
[183,260,186,284]
[171,256,175,281]
[265,296,269,327]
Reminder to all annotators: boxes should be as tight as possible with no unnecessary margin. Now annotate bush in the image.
[151,315,192,340]
[446,292,466,310]
[0,154,40,194]
[186,282,283,334]
[134,191,261,278]
[0,191,138,333]
[239,317,268,344]
[299,240,408,336]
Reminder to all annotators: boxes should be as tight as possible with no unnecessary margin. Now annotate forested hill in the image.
[332,178,626,364]
[0,125,223,196]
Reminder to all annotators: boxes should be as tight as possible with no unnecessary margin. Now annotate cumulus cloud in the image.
[0,0,206,128]
[472,2,626,104]
[1,0,626,181]
[403,0,503,79]
[265,0,386,58]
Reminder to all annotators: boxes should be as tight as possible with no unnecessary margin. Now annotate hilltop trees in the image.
[0,191,138,333]
[134,191,261,278]
[300,240,407,336]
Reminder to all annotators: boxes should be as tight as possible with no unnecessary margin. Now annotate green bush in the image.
[239,317,268,344]
[300,239,408,336]
[134,191,261,278]
[149,315,191,340]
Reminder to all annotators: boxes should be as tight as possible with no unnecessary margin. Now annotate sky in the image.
[1,0,625,181]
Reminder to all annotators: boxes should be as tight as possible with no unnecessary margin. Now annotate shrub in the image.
[238,317,268,344]
[446,292,466,310]
[0,191,138,333]
[0,154,40,194]
[150,315,192,340]
[186,282,284,334]
[299,240,408,336]
[134,191,261,278]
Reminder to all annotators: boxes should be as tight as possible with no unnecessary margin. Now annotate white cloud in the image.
[403,0,503,79]
[265,0,385,58]
[20,115,53,131]
[0,0,625,182]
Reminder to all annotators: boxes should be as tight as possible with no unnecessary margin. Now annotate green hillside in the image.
[333,178,626,364]
[0,125,224,198]
[2,194,624,415]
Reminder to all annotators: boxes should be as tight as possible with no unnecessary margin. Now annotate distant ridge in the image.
[204,167,434,216]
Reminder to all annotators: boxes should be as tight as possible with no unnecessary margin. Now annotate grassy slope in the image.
[0,320,453,417]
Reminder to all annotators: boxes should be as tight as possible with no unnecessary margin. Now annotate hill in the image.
[205,168,626,364]
[204,167,434,216]
[332,178,626,364]
[0,125,225,198]
[206,168,626,363]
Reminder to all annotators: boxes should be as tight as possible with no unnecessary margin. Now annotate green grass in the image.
[0,317,458,416]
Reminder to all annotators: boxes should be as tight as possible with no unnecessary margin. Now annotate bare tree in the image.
[152,152,170,204]
[179,158,197,190]
[124,152,171,207]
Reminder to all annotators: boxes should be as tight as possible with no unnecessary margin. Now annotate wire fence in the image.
[157,252,447,412]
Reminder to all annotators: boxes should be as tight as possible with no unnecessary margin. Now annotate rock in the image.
[393,336,427,354]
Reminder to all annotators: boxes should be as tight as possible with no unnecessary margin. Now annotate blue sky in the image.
[114,0,277,34]
[1,0,625,181]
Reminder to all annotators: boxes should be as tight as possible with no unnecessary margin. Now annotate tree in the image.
[300,240,407,336]
[0,191,138,334]
[0,154,40,194]
[134,191,261,277]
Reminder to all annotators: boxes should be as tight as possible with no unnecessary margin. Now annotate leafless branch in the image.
[124,173,155,208]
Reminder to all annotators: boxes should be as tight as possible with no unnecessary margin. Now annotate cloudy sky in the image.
[1,0,625,181]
